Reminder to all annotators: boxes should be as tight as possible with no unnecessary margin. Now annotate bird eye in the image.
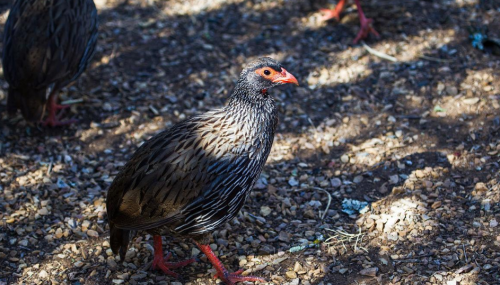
[263,69,271,76]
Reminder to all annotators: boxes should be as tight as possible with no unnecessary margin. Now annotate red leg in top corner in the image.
[41,89,78,127]
[151,236,196,279]
[352,0,380,44]
[195,241,266,285]
[320,0,348,21]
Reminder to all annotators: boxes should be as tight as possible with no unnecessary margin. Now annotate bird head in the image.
[237,57,299,96]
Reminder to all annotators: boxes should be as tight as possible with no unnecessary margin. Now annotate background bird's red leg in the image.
[320,0,347,21]
[42,89,78,127]
[152,236,196,278]
[195,242,266,285]
[352,0,379,43]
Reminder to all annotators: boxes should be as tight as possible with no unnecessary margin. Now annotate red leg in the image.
[152,236,196,278]
[195,241,266,285]
[320,0,347,21]
[352,0,379,43]
[41,89,78,127]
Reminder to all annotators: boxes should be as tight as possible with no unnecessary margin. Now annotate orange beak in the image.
[272,68,299,86]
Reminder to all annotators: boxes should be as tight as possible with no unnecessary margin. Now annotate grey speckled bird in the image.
[106,57,298,284]
[2,0,98,127]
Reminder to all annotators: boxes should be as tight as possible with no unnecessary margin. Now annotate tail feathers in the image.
[7,87,46,122]
[110,223,134,262]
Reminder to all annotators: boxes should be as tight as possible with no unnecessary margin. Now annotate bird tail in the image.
[109,223,133,262]
[7,87,46,122]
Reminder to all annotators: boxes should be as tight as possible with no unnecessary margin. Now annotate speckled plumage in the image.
[106,58,297,271]
[2,0,98,122]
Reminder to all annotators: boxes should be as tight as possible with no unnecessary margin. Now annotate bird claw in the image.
[152,251,196,278]
[353,17,379,44]
[319,8,341,21]
[41,102,77,127]
[214,269,266,285]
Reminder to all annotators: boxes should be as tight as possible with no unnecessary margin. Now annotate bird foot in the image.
[151,236,196,279]
[151,251,196,278]
[214,269,266,285]
[41,107,77,127]
[353,17,379,44]
[319,8,341,21]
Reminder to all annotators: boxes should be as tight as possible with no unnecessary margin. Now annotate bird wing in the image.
[2,0,98,89]
[107,110,266,235]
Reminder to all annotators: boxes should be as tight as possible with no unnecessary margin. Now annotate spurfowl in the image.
[2,0,98,127]
[320,0,379,43]
[107,57,298,284]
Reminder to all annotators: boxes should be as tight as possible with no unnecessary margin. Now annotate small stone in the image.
[389,175,399,184]
[359,267,378,277]
[278,231,291,242]
[490,219,498,228]
[39,270,48,278]
[353,175,363,183]
[286,271,297,279]
[288,177,299,187]
[192,248,200,256]
[260,206,272,217]
[475,182,488,192]
[74,261,84,267]
[55,228,63,239]
[463,97,480,105]
[294,262,303,272]
[341,155,349,163]
[431,201,442,209]
[330,178,342,188]
[87,230,99,238]
[82,220,91,231]
[107,258,118,269]
[38,207,49,216]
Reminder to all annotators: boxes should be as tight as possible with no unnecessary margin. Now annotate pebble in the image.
[293,262,303,272]
[330,178,342,188]
[39,270,48,278]
[286,271,297,279]
[38,208,49,216]
[87,230,99,238]
[191,248,200,256]
[288,177,299,187]
[278,231,291,242]
[260,206,272,216]
[107,258,118,269]
[340,154,349,163]
[359,267,378,277]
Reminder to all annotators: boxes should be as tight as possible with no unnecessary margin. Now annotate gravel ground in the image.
[1,0,500,284]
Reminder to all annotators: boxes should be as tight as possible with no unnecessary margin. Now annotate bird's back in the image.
[2,0,98,119]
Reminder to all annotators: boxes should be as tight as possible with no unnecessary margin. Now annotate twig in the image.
[361,41,398,62]
[46,158,53,176]
[324,226,367,253]
[463,244,468,263]
[292,187,332,220]
[418,54,453,63]
[60,98,84,105]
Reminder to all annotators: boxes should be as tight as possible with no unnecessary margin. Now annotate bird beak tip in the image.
[273,69,299,86]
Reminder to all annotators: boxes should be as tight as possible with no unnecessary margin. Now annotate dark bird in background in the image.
[2,0,98,127]
[320,0,379,43]
[106,57,298,284]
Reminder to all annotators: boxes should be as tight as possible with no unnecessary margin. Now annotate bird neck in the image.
[226,81,274,110]
[223,84,278,137]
